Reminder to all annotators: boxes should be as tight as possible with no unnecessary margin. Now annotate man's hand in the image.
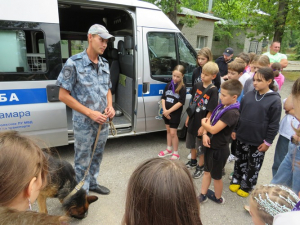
[89,111,108,124]
[105,106,115,119]
[258,143,269,152]
[202,134,211,148]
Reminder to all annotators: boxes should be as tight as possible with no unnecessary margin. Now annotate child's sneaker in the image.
[198,193,208,203]
[227,154,237,163]
[193,165,204,179]
[186,160,197,169]
[207,189,225,204]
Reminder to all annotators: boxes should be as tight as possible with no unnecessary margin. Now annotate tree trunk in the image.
[273,0,289,43]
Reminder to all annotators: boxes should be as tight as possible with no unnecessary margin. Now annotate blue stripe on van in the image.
[138,84,167,97]
[0,88,47,106]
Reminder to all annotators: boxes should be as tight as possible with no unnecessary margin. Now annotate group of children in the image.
[159,47,284,202]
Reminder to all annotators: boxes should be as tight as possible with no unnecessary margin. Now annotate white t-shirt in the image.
[239,72,251,86]
[273,211,300,225]
[279,98,300,139]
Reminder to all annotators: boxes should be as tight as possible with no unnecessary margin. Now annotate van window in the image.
[60,40,88,62]
[0,29,46,73]
[147,32,177,77]
[147,32,196,86]
[177,34,197,86]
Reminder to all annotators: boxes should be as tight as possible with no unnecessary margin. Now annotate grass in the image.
[283,71,300,81]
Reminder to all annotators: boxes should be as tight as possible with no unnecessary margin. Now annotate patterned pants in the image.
[231,140,265,192]
[73,121,109,193]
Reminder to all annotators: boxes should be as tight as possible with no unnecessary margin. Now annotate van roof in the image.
[63,0,160,10]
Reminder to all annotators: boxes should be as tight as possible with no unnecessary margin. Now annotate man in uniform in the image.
[215,47,234,77]
[263,41,288,69]
[56,24,115,195]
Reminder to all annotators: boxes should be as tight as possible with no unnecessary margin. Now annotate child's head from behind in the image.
[220,80,242,106]
[237,52,250,66]
[227,59,245,80]
[252,55,270,72]
[0,131,48,211]
[172,65,185,93]
[201,62,218,84]
[123,158,202,225]
[271,62,281,78]
[249,184,299,225]
[197,47,212,67]
[254,67,277,92]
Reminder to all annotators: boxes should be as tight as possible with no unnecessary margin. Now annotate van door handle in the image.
[143,82,149,94]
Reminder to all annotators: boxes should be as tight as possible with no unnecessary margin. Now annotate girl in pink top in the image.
[272,62,285,90]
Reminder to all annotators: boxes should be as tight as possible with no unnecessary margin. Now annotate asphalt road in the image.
[32,80,294,225]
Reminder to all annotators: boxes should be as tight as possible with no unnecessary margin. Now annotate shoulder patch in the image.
[62,66,73,80]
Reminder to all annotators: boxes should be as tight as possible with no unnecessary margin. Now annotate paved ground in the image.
[33,79,294,225]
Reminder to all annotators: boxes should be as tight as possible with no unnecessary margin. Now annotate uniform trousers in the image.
[73,121,108,193]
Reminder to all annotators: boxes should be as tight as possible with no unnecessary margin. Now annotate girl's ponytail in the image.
[271,62,281,78]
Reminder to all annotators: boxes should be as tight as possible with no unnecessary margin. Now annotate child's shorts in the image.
[204,148,229,180]
[186,132,204,155]
[163,116,179,129]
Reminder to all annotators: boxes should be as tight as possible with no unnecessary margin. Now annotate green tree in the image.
[144,0,197,30]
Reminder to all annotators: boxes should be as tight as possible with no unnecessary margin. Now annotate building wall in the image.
[181,19,215,51]
[212,28,263,59]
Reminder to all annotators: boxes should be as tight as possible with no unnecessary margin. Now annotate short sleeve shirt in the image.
[187,82,218,136]
[56,50,112,124]
[210,109,239,151]
[263,52,287,63]
[161,82,186,124]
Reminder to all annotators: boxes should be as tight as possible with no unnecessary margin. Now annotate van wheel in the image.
[177,126,187,139]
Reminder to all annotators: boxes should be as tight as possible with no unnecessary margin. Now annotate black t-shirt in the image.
[161,82,186,124]
[210,108,240,151]
[187,82,218,136]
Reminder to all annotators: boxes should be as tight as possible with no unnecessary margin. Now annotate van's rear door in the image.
[0,0,68,147]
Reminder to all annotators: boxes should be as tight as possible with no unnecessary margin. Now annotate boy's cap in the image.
[223,47,234,56]
[88,24,115,41]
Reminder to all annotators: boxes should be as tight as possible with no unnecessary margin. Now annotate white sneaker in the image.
[227,154,237,163]
[187,153,191,160]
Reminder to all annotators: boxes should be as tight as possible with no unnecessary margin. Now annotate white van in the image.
[0,0,197,147]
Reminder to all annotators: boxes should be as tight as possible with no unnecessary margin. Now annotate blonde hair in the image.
[228,58,245,74]
[173,65,185,94]
[123,158,202,225]
[252,55,270,67]
[0,131,48,206]
[250,184,299,225]
[202,61,219,76]
[197,47,213,66]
